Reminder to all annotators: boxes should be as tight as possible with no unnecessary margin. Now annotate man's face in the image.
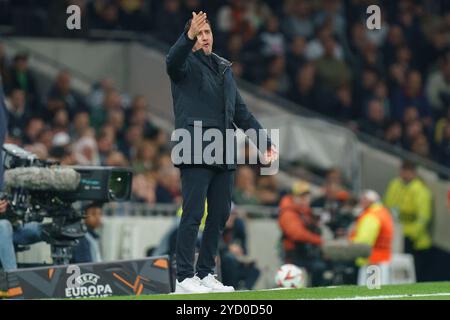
[98,134,114,153]
[15,58,28,72]
[294,193,311,207]
[85,207,103,229]
[58,73,71,93]
[11,90,26,109]
[359,196,372,210]
[193,23,213,55]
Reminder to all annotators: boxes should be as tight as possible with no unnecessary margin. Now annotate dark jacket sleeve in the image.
[166,31,196,82]
[234,90,272,150]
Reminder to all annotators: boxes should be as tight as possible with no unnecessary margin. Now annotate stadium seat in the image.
[388,254,416,285]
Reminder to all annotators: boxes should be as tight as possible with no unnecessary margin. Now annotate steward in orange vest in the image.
[350,190,394,266]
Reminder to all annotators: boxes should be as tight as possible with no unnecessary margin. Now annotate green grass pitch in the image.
[104,282,450,300]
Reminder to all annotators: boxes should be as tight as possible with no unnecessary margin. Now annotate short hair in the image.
[82,201,104,212]
[361,190,380,203]
[184,18,212,34]
[14,52,29,62]
[401,159,417,171]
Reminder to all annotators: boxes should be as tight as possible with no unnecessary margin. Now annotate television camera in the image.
[0,144,132,265]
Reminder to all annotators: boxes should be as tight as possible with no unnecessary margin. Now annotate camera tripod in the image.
[41,208,87,265]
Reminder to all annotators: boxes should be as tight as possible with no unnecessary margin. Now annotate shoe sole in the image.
[173,286,212,294]
[210,289,235,293]
[200,283,235,293]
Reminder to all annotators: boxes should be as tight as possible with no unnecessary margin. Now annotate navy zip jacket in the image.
[166,31,271,170]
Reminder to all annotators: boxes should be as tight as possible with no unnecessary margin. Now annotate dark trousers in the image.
[176,167,234,282]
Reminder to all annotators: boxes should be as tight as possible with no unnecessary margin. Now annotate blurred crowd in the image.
[0,43,287,208]
[149,0,450,166]
[0,0,449,178]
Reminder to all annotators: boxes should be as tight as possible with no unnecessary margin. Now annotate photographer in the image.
[1,141,132,269]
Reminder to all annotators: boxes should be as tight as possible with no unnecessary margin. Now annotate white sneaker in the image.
[199,274,235,292]
[175,276,213,294]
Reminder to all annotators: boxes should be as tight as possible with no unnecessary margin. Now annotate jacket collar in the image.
[212,53,232,75]
[211,53,232,68]
[193,50,232,75]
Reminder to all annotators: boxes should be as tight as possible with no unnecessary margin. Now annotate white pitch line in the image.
[298,292,450,300]
[166,288,450,300]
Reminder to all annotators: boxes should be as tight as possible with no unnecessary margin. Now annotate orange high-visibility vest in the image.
[351,204,394,264]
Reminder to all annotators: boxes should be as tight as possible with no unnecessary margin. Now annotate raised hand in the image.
[187,11,207,40]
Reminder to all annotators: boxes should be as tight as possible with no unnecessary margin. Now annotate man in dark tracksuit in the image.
[166,12,277,293]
